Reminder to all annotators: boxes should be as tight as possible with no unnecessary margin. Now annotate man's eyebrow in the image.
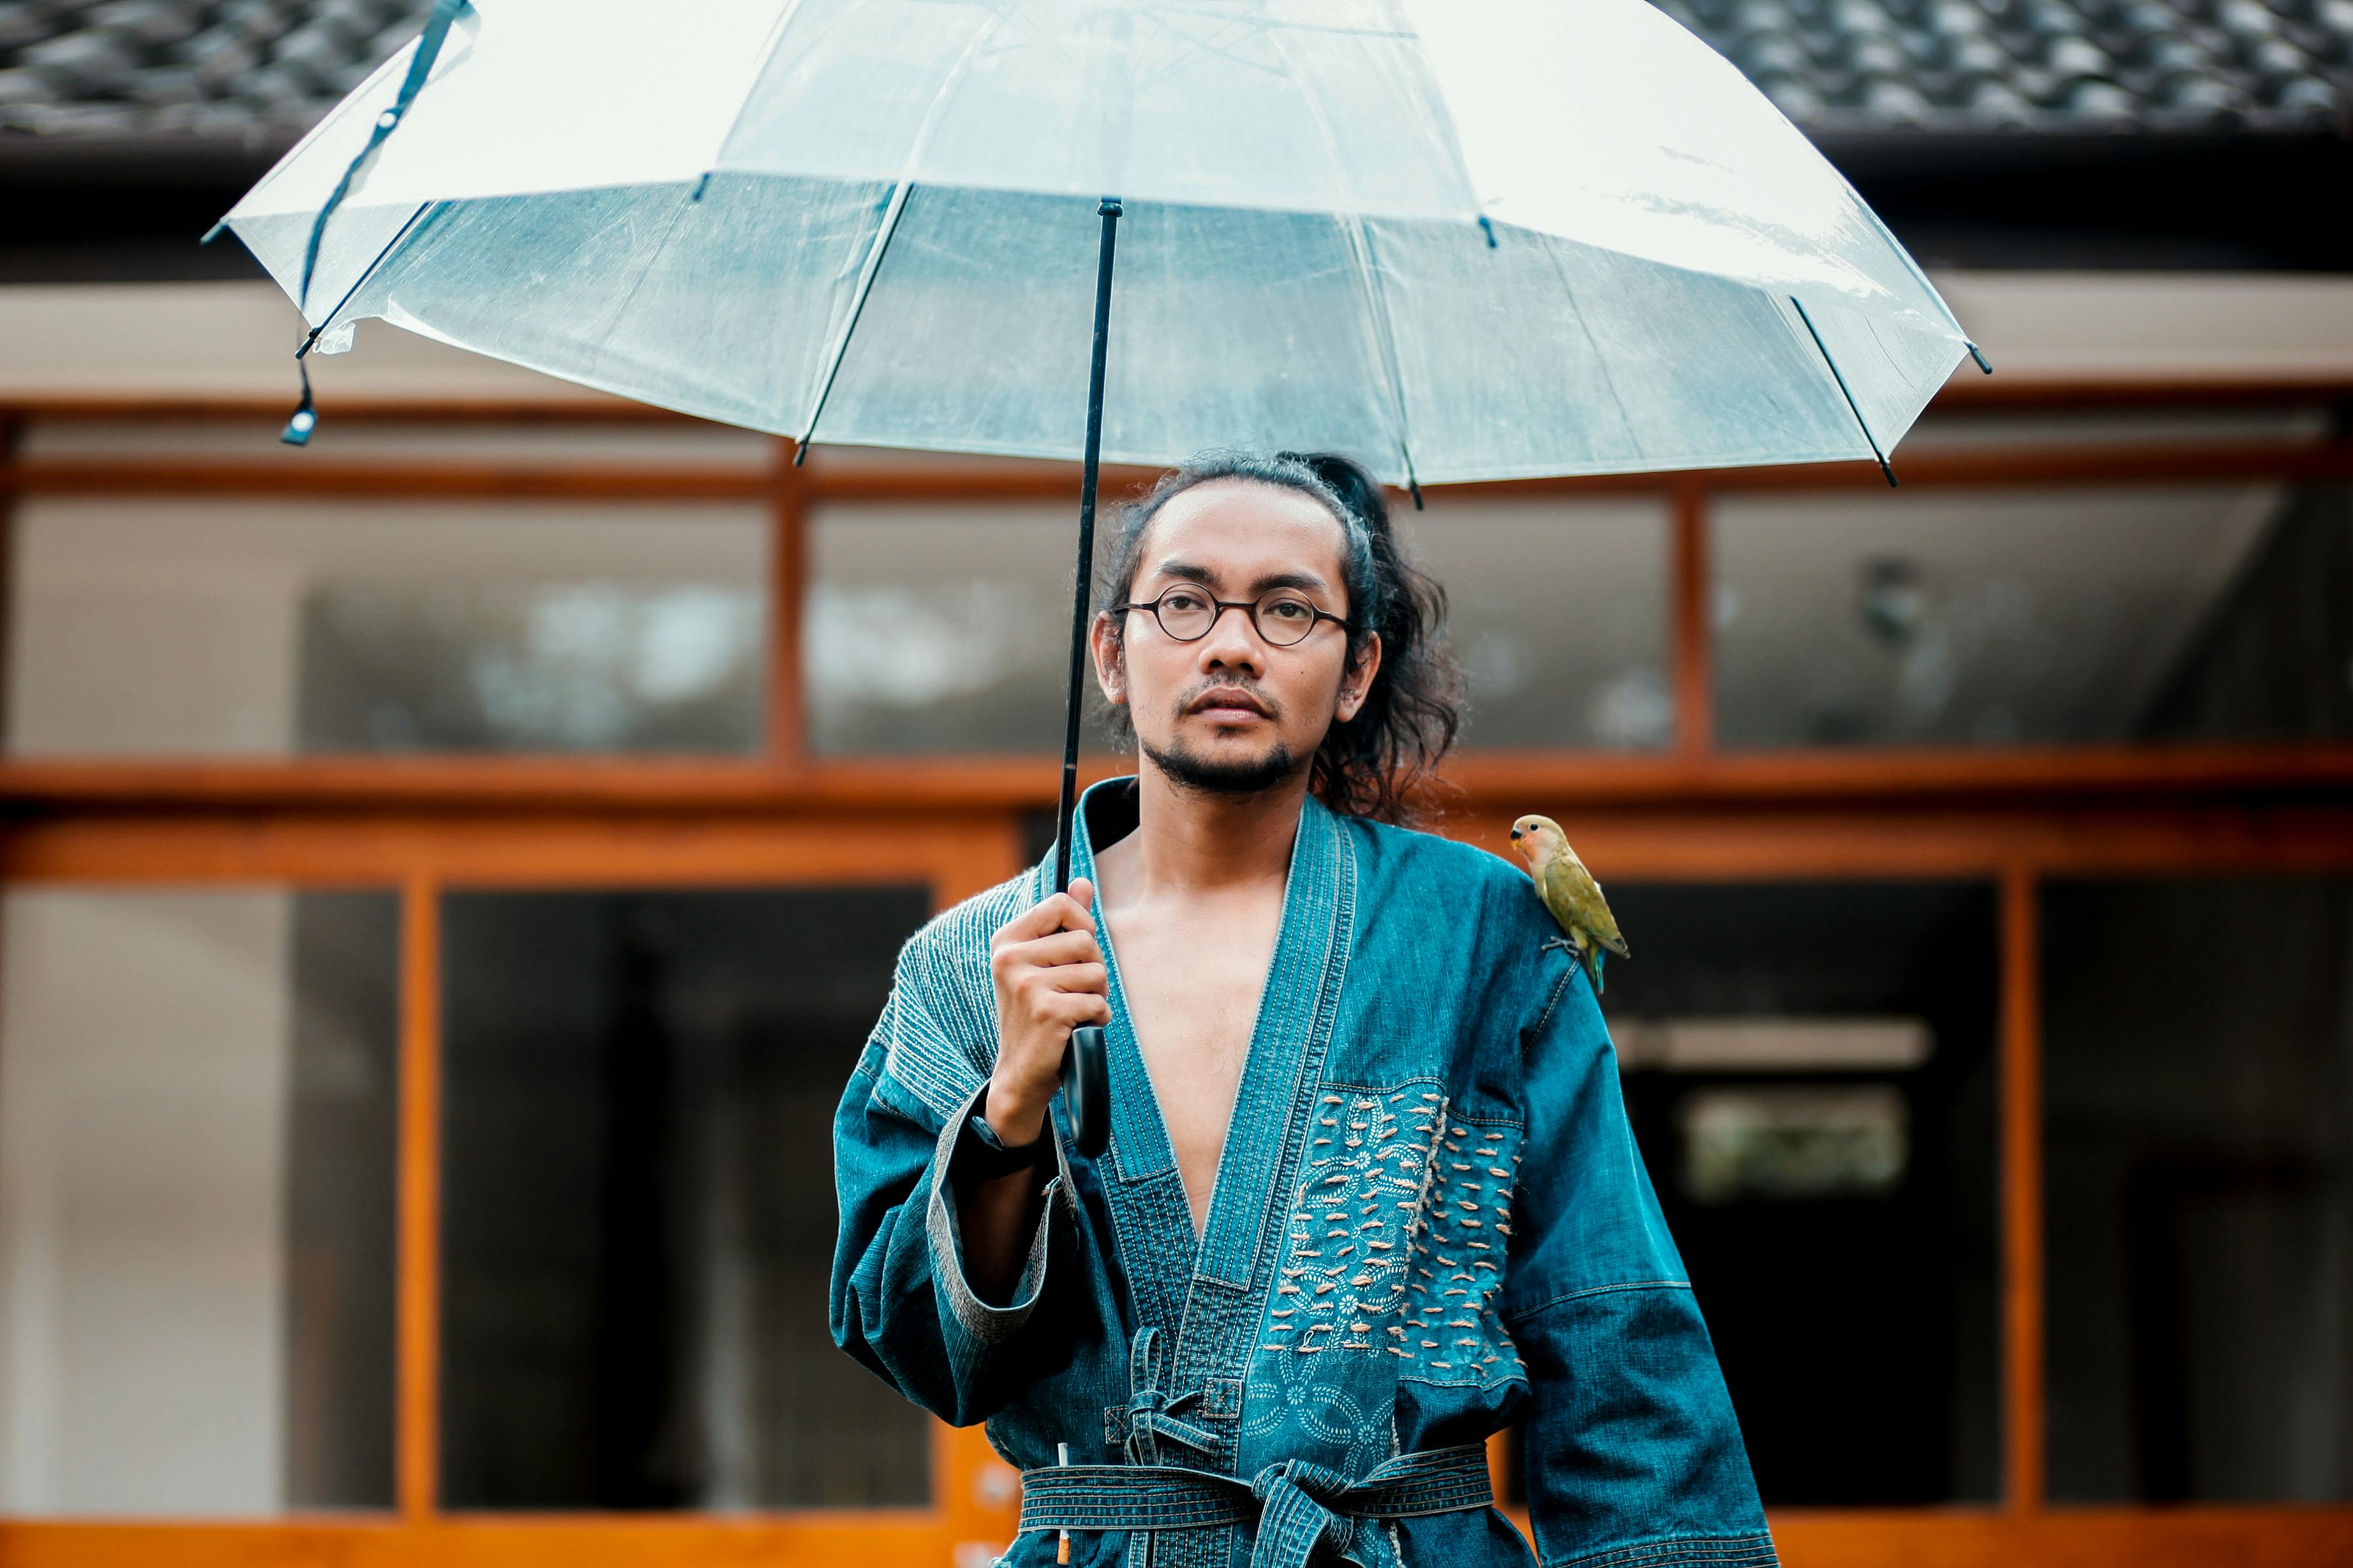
[1147,559,1334,595]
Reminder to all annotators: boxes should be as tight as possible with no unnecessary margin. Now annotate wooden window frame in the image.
[0,381,2350,1567]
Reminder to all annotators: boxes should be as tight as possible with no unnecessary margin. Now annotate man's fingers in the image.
[993,930,1103,982]
[1015,962,1108,1014]
[991,899,1061,946]
[1049,991,1113,1028]
[991,881,1098,947]
[989,875,1108,1070]
[1010,928,1104,970]
[1038,961,1106,996]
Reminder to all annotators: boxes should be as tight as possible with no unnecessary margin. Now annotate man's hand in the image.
[985,877,1111,1147]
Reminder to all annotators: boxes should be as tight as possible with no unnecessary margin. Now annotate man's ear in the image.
[1089,610,1127,706]
[1334,632,1382,723]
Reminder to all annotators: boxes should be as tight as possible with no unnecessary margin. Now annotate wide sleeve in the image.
[828,952,1083,1427]
[1500,958,1778,1568]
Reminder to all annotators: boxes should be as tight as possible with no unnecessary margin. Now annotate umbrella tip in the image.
[1098,196,1123,217]
[1967,342,1992,375]
[1878,456,1898,488]
[1477,215,1496,249]
[281,360,317,447]
[200,220,225,245]
[690,171,711,202]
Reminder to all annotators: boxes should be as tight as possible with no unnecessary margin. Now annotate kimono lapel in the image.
[1064,780,1194,1345]
[1064,778,1360,1489]
[1188,790,1354,1293]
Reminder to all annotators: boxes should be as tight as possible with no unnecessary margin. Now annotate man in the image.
[832,453,1774,1568]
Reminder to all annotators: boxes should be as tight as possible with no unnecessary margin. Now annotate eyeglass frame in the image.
[1112,583,1355,648]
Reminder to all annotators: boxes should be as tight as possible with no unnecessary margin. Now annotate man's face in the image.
[1095,478,1380,796]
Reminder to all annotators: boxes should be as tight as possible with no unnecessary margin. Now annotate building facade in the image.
[3,1,2353,1564]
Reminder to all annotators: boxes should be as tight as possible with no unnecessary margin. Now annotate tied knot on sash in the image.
[1248,1458,1364,1568]
[1021,1442,1492,1568]
[1121,1327,1218,1465]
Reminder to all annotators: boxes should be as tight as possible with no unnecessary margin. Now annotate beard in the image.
[1141,730,1301,797]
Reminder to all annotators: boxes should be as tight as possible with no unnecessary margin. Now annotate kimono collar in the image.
[1052,774,1356,1293]
[1048,774,1343,896]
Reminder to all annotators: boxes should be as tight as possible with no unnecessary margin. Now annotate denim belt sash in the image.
[1017,1444,1494,1568]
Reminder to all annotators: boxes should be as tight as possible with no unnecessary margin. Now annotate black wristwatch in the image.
[959,1110,1049,1181]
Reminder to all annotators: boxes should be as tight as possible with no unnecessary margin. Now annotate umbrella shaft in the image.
[1054,197,1123,895]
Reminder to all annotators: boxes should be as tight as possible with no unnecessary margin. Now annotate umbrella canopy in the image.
[222,0,1982,1152]
[222,0,1977,484]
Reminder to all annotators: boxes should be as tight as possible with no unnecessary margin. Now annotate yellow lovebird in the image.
[1508,814,1630,994]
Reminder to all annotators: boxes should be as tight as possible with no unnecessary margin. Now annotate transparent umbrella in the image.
[220,0,1983,1149]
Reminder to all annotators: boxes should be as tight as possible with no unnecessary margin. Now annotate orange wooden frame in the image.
[398,873,442,1521]
[0,384,2350,1568]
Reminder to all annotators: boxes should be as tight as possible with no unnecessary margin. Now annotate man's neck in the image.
[1101,761,1309,901]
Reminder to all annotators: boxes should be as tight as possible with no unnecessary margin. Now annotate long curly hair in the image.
[1094,450,1466,826]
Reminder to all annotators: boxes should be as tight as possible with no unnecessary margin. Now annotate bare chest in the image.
[1111,894,1285,1238]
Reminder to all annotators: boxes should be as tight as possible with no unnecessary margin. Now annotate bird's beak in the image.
[1508,828,1521,841]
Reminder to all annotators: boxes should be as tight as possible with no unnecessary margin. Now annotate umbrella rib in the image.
[298,199,438,354]
[703,0,823,170]
[580,183,707,383]
[792,5,1013,460]
[1790,294,1897,488]
[1530,234,1644,461]
[1341,217,1422,502]
[1260,18,1424,497]
[794,179,915,461]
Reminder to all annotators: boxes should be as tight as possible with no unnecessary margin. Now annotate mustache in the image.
[1176,682,1279,718]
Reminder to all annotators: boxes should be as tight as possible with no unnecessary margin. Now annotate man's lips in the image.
[1188,689,1271,720]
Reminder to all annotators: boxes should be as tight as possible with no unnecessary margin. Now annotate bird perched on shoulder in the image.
[1508,814,1629,994]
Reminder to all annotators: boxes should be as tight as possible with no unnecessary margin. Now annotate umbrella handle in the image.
[1061,1026,1110,1159]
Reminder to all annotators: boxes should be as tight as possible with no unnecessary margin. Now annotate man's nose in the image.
[1196,604,1266,667]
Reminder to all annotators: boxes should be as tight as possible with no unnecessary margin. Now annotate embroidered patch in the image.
[1261,1083,1526,1385]
[1396,1109,1527,1385]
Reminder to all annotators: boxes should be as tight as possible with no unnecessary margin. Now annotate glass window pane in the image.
[806,502,1082,756]
[1714,483,2352,747]
[438,885,934,1510]
[1401,498,1671,749]
[808,495,1672,754]
[0,889,397,1515]
[1601,881,2000,1505]
[6,501,768,757]
[2043,877,2353,1503]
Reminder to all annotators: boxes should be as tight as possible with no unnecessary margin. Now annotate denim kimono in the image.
[832,777,1775,1568]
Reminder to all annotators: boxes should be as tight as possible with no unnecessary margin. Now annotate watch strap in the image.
[958,1109,1048,1182]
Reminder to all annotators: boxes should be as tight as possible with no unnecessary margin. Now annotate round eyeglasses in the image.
[1116,584,1353,648]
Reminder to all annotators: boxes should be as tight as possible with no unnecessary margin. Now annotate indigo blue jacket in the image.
[832,778,1775,1568]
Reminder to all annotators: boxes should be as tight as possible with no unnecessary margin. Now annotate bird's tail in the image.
[1583,945,1606,995]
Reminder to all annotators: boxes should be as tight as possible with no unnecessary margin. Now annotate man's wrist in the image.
[982,1080,1050,1151]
